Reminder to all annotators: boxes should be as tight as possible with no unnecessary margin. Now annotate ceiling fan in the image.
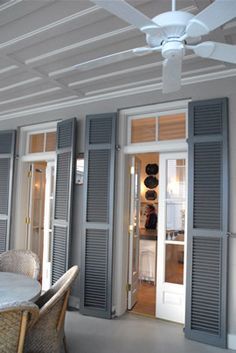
[75,0,236,93]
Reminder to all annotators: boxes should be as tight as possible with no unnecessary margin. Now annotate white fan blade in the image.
[186,0,236,37]
[74,48,151,71]
[90,0,164,36]
[162,57,182,94]
[188,41,236,64]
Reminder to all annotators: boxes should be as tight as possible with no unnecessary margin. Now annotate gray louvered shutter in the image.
[51,118,76,284]
[0,131,15,254]
[80,113,116,318]
[185,98,228,348]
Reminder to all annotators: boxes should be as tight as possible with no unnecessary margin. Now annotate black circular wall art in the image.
[145,163,159,175]
[144,175,159,189]
[145,190,157,201]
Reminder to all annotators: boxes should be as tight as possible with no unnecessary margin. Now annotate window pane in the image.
[45,132,56,152]
[131,118,156,143]
[29,134,44,153]
[158,114,185,140]
[165,244,184,284]
[166,159,186,240]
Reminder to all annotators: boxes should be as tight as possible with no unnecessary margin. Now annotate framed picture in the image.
[75,153,84,185]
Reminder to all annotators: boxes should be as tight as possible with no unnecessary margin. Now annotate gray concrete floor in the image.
[65,310,235,353]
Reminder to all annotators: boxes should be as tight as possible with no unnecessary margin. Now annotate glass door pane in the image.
[165,159,186,285]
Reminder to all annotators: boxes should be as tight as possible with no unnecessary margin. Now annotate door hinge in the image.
[126,283,131,292]
[25,217,31,225]
[28,170,32,178]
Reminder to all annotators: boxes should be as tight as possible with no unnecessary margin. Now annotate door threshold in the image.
[128,310,156,319]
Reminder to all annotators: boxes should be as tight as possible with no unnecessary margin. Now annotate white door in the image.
[27,163,46,268]
[156,152,187,323]
[42,162,55,291]
[128,156,141,309]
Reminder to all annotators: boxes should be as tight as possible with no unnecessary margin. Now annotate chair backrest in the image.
[24,266,79,353]
[0,250,40,280]
[0,302,39,353]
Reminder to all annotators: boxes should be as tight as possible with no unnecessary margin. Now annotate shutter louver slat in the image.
[186,98,228,348]
[84,229,108,309]
[193,142,222,230]
[52,226,67,284]
[87,150,110,223]
[0,159,10,215]
[51,118,76,284]
[54,152,70,221]
[0,131,15,254]
[81,113,116,318]
[0,133,13,154]
[0,220,7,253]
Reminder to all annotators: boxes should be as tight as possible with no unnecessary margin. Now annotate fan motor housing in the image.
[162,41,185,59]
[147,11,194,47]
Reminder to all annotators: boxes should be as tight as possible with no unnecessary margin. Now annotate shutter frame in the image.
[185,98,228,347]
[51,118,76,284]
[80,113,116,318]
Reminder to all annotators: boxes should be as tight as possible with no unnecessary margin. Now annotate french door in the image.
[27,161,55,290]
[156,152,187,323]
[27,162,46,266]
[42,161,55,290]
[127,156,141,309]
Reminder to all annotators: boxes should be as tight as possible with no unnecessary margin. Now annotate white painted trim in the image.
[25,25,134,65]
[0,68,235,121]
[21,121,58,132]
[0,65,18,75]
[0,87,61,106]
[0,5,100,50]
[124,141,188,155]
[228,333,236,349]
[0,77,42,92]
[122,100,190,117]
[0,96,78,116]
[22,152,56,162]
[0,0,22,12]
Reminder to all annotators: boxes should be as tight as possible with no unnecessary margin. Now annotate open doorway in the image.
[127,152,187,323]
[128,153,158,317]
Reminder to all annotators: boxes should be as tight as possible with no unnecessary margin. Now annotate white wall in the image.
[0,75,236,342]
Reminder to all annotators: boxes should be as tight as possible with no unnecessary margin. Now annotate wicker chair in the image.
[24,265,79,353]
[0,250,40,280]
[0,302,39,353]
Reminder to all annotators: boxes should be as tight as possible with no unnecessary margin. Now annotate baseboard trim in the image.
[228,333,236,349]
[69,295,80,310]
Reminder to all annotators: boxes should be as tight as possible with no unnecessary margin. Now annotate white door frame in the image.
[112,100,189,317]
[156,152,188,323]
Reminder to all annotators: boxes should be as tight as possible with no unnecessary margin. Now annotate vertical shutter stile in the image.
[0,131,15,254]
[52,118,76,284]
[185,98,228,347]
[81,113,116,318]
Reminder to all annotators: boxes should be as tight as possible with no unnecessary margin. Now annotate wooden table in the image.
[0,272,41,305]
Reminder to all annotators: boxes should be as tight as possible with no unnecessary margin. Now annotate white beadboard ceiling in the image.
[0,0,235,119]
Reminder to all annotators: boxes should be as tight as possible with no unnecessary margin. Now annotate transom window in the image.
[28,131,56,154]
[128,112,186,145]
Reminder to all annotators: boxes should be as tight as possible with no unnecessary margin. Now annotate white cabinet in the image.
[139,239,156,282]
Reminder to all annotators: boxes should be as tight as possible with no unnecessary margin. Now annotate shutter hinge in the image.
[126,283,131,292]
[115,145,121,151]
[25,217,31,225]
